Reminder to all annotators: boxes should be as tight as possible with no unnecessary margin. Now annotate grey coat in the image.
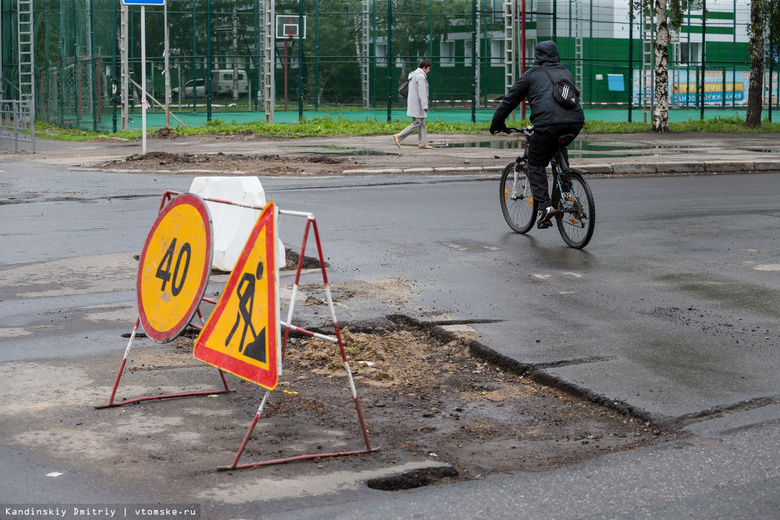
[406,68,429,119]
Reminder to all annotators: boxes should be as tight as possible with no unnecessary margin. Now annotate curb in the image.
[343,160,780,176]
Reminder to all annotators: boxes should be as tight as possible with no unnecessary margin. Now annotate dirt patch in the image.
[95,151,363,176]
[277,323,672,483]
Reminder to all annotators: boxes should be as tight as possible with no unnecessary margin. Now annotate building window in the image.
[680,42,702,64]
[491,40,504,67]
[440,40,455,67]
[376,43,387,67]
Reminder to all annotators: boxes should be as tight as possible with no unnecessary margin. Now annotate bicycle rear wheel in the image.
[499,161,536,234]
[555,171,595,249]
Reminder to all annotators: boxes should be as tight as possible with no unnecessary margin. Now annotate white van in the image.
[211,69,249,96]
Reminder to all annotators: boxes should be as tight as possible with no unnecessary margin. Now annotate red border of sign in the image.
[194,202,279,390]
[137,193,213,343]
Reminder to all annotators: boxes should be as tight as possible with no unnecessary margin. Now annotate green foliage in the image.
[36,114,780,142]
[673,116,780,133]
[629,1,704,29]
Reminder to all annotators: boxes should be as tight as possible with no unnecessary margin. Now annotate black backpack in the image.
[398,80,409,99]
[540,66,580,109]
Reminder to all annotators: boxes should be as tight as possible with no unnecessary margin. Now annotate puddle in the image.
[434,140,700,158]
[312,149,397,156]
[290,145,397,156]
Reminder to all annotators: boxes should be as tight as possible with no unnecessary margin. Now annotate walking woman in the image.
[394,60,433,149]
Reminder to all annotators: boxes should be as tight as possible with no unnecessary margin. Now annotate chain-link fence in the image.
[1,0,777,132]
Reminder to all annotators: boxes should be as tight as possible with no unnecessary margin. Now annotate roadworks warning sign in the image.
[194,202,281,390]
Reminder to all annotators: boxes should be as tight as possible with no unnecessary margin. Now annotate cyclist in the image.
[490,40,584,229]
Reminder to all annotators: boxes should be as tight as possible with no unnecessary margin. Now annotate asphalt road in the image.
[1,140,779,519]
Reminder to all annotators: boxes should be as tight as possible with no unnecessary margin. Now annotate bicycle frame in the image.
[508,127,574,215]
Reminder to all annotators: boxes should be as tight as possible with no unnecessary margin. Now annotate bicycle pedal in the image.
[537,220,553,229]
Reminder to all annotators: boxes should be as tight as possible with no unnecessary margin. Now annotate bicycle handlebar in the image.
[503,125,534,136]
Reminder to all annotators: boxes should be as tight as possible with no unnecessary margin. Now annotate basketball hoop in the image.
[275,15,306,40]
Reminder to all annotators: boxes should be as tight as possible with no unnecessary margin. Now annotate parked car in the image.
[211,69,249,96]
[172,70,249,98]
[172,78,206,98]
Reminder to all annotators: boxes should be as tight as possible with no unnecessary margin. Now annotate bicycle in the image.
[498,126,595,249]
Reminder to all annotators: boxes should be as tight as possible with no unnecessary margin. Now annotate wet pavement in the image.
[1,131,779,518]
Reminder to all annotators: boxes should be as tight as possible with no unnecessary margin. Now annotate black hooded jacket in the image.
[493,40,584,128]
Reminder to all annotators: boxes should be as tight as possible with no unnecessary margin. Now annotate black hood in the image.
[535,40,560,66]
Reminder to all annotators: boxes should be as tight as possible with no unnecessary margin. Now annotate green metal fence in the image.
[1,0,777,132]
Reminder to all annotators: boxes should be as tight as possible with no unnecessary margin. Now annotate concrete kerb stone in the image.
[612,162,658,175]
[753,160,780,171]
[704,161,754,173]
[655,162,706,174]
[578,163,613,175]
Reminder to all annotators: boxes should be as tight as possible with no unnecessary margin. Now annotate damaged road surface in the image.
[0,321,667,510]
[1,143,779,519]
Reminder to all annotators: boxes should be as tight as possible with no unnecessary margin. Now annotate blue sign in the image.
[122,0,165,5]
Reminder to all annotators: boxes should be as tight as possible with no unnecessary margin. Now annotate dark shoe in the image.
[537,206,556,229]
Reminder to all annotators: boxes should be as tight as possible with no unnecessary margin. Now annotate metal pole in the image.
[521,0,527,121]
[769,13,774,123]
[141,6,147,154]
[74,0,79,126]
[372,0,377,109]
[386,0,392,122]
[254,0,259,111]
[0,0,3,100]
[164,2,171,128]
[112,0,118,133]
[315,0,319,110]
[732,0,736,109]
[700,1,706,120]
[193,0,198,112]
[471,0,476,123]
[429,0,433,60]
[121,3,129,129]
[90,0,98,132]
[298,0,304,120]
[628,1,633,122]
[207,0,212,121]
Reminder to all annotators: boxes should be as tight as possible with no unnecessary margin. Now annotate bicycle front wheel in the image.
[499,161,536,234]
[556,171,595,249]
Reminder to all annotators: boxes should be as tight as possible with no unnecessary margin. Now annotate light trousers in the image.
[397,117,427,145]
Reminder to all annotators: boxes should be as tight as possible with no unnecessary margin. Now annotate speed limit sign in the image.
[137,193,213,343]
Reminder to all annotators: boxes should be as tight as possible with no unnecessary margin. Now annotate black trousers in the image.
[526,122,583,209]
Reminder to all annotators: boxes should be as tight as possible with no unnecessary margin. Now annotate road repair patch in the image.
[0,321,674,504]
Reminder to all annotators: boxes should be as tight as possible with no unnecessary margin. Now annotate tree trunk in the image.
[746,0,765,127]
[653,0,670,132]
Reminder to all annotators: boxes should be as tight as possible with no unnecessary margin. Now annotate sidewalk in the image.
[7,131,780,177]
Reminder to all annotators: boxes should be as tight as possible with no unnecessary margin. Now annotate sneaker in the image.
[393,134,401,148]
[418,144,433,149]
[537,206,556,229]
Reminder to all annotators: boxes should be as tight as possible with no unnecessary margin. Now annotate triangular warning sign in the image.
[194,202,281,390]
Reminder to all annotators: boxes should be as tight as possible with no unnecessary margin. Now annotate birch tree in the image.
[632,1,702,132]
[745,0,780,127]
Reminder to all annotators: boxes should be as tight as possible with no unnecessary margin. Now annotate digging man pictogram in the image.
[225,261,267,363]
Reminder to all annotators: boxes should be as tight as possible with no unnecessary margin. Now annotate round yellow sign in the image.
[137,193,213,342]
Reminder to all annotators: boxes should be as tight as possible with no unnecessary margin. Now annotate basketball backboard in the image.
[275,15,307,39]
